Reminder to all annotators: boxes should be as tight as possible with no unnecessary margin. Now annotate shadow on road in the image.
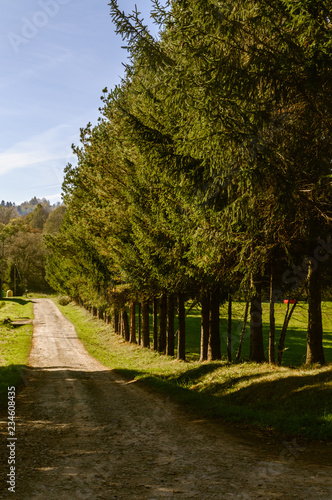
[0,364,331,500]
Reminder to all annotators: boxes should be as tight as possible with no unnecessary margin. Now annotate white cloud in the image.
[47,192,62,201]
[0,124,76,176]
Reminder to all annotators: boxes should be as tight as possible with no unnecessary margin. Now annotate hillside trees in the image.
[43,205,67,234]
[7,232,49,294]
[0,205,18,224]
[0,205,59,294]
[29,203,50,230]
[0,198,65,295]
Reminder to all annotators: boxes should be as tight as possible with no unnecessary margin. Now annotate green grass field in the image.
[184,301,332,365]
[0,298,34,405]
[56,299,332,441]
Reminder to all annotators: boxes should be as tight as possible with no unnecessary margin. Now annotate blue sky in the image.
[0,0,157,205]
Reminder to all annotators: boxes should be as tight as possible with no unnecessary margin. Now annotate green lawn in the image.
[0,298,34,404]
[56,299,332,441]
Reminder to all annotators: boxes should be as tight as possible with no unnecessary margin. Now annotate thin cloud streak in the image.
[0,124,77,176]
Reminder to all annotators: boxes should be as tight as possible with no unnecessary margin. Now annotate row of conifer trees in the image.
[46,1,332,365]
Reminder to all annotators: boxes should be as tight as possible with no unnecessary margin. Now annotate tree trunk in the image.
[138,303,141,345]
[177,293,186,361]
[166,294,175,356]
[227,293,232,362]
[130,301,137,344]
[277,299,297,365]
[158,293,167,353]
[142,300,150,348]
[236,300,250,361]
[122,309,130,341]
[200,293,210,361]
[306,261,325,365]
[120,313,124,337]
[119,314,123,337]
[269,268,275,364]
[208,288,221,361]
[249,278,265,362]
[153,297,158,351]
[113,309,120,334]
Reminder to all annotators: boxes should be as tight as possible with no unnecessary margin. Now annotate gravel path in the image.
[0,298,331,499]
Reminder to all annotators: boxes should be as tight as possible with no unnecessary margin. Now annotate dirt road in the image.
[0,299,331,499]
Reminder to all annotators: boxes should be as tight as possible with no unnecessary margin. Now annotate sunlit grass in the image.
[0,298,34,404]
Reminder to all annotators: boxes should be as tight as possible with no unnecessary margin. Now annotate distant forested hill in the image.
[0,197,63,221]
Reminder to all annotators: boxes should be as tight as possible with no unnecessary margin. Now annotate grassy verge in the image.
[55,299,332,442]
[0,298,34,405]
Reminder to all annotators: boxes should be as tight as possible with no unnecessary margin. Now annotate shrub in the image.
[57,295,71,306]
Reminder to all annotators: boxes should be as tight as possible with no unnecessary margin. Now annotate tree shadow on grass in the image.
[113,363,225,387]
[221,368,332,439]
[225,369,332,408]
[113,365,275,421]
[174,362,224,384]
[113,364,332,440]
[1,298,32,306]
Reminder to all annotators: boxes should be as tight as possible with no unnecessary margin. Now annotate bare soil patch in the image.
[0,299,331,499]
